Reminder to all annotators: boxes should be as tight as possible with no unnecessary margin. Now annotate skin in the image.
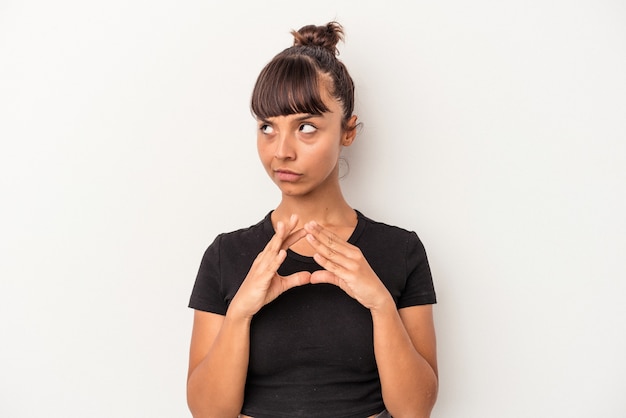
[187,83,438,418]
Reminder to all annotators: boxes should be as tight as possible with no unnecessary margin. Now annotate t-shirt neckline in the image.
[262,210,367,263]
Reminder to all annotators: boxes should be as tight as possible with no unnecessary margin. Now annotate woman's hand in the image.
[304,221,391,311]
[228,215,310,320]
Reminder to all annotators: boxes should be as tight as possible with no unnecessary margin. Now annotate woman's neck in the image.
[271,191,357,257]
[272,191,355,229]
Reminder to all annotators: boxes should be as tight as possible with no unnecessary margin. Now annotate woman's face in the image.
[256,87,356,198]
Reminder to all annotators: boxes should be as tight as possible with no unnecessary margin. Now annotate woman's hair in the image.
[250,22,355,129]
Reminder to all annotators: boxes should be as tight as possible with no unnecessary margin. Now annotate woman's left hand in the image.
[304,221,391,310]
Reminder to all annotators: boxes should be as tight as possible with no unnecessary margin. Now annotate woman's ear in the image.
[342,115,358,146]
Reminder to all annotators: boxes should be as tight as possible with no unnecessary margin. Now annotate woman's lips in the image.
[274,169,302,182]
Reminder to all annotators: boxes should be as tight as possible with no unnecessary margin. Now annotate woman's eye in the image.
[260,124,274,134]
[299,123,316,134]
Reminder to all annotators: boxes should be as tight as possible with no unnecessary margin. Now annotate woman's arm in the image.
[371,303,438,418]
[187,310,251,418]
[304,221,438,418]
[187,216,309,418]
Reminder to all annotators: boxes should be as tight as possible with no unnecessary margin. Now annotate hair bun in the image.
[291,21,344,55]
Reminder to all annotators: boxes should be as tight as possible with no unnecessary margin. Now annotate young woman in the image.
[187,22,438,418]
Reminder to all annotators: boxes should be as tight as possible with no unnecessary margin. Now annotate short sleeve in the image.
[188,234,228,315]
[397,232,437,309]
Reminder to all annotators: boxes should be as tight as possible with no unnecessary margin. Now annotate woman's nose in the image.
[274,133,296,160]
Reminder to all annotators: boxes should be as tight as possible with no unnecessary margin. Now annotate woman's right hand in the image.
[228,214,310,320]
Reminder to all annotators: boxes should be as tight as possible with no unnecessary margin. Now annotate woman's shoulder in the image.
[210,212,273,251]
[220,212,271,237]
[353,210,427,255]
[355,210,416,238]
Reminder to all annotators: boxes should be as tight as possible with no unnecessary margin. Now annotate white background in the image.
[1,0,625,417]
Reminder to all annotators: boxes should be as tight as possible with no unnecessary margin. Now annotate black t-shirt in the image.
[189,211,436,418]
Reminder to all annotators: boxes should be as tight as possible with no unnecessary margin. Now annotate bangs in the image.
[251,55,330,119]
